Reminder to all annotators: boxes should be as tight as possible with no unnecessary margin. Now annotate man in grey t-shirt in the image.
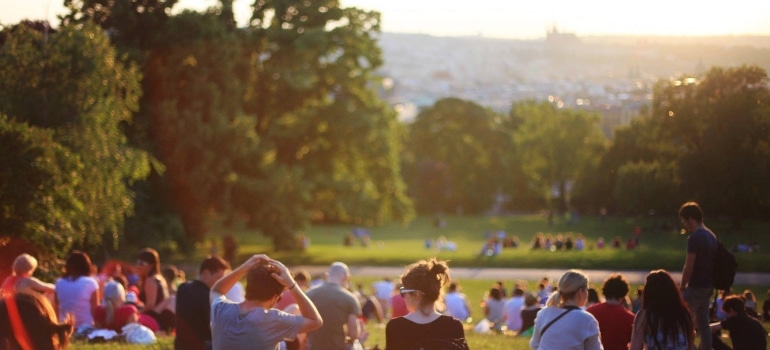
[306,262,362,350]
[210,255,323,350]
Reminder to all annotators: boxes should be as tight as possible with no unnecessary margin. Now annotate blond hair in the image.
[12,254,37,276]
[546,270,588,307]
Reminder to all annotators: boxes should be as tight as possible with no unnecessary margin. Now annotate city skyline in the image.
[3,0,770,39]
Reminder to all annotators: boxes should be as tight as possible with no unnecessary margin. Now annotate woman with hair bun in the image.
[529,270,602,350]
[385,258,468,350]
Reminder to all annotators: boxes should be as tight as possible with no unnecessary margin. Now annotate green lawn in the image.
[190,214,769,273]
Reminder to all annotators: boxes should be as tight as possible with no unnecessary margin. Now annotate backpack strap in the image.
[539,306,578,338]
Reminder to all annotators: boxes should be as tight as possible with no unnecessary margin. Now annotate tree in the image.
[0,22,151,256]
[0,116,83,279]
[404,98,509,214]
[511,101,607,212]
[650,65,770,223]
[237,0,413,247]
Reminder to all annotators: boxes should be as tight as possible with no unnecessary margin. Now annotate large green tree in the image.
[511,101,607,212]
[650,66,770,223]
[0,23,151,258]
[404,98,510,214]
[0,116,83,279]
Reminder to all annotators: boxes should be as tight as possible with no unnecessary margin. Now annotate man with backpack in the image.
[679,201,717,350]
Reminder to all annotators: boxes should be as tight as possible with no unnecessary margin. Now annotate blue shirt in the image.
[686,227,716,288]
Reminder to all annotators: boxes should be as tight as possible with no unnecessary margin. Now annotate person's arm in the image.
[680,252,696,290]
[25,277,56,294]
[143,276,159,311]
[210,254,268,303]
[347,313,360,342]
[90,287,100,317]
[268,259,323,333]
[629,310,645,350]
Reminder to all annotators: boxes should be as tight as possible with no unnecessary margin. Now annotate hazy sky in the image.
[3,0,770,39]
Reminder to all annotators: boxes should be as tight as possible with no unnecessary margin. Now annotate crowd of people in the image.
[1,201,768,349]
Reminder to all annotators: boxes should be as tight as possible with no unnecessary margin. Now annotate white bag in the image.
[122,322,157,344]
[473,318,491,333]
[349,339,364,350]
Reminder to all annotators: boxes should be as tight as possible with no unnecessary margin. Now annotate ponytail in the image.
[545,290,561,307]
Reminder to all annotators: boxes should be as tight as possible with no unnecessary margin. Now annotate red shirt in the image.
[586,302,634,350]
[93,304,139,332]
[390,294,408,318]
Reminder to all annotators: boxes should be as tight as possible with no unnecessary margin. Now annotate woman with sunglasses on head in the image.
[135,247,172,332]
[385,258,468,350]
[529,270,602,350]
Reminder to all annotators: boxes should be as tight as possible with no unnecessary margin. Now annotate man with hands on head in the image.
[209,254,323,350]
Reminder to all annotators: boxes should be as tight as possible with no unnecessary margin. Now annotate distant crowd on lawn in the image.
[1,203,768,350]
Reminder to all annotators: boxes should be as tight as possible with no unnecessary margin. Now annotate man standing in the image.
[174,256,230,350]
[210,255,323,350]
[306,262,362,350]
[679,201,717,350]
[586,273,635,350]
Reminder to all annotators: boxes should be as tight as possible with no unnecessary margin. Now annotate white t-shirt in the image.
[504,295,525,331]
[225,281,245,302]
[444,291,470,321]
[529,306,602,350]
[372,280,393,300]
[55,276,99,327]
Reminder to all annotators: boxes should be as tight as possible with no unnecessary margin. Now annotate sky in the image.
[3,0,770,39]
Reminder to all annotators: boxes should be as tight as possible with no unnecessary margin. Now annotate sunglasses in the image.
[399,287,423,298]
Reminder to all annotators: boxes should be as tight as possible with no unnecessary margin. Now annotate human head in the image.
[587,288,600,304]
[103,280,126,304]
[12,254,37,276]
[136,248,160,276]
[642,269,689,312]
[161,265,179,285]
[293,269,310,288]
[601,273,630,300]
[742,289,756,302]
[198,255,230,287]
[327,262,351,286]
[0,292,73,350]
[399,258,450,310]
[488,287,502,301]
[678,201,704,224]
[546,270,589,307]
[513,287,525,297]
[448,281,459,293]
[721,295,745,315]
[524,293,538,307]
[245,264,284,302]
[63,250,92,280]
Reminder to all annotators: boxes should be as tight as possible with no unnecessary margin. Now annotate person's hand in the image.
[268,259,295,289]
[242,254,269,269]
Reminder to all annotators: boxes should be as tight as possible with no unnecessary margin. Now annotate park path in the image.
[293,265,770,286]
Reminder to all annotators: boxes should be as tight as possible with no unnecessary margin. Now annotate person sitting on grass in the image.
[0,291,74,350]
[385,258,468,349]
[93,280,139,332]
[710,295,767,350]
[210,254,323,350]
[1,253,56,298]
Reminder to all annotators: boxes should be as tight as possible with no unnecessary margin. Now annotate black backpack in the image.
[412,338,469,350]
[713,240,737,291]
